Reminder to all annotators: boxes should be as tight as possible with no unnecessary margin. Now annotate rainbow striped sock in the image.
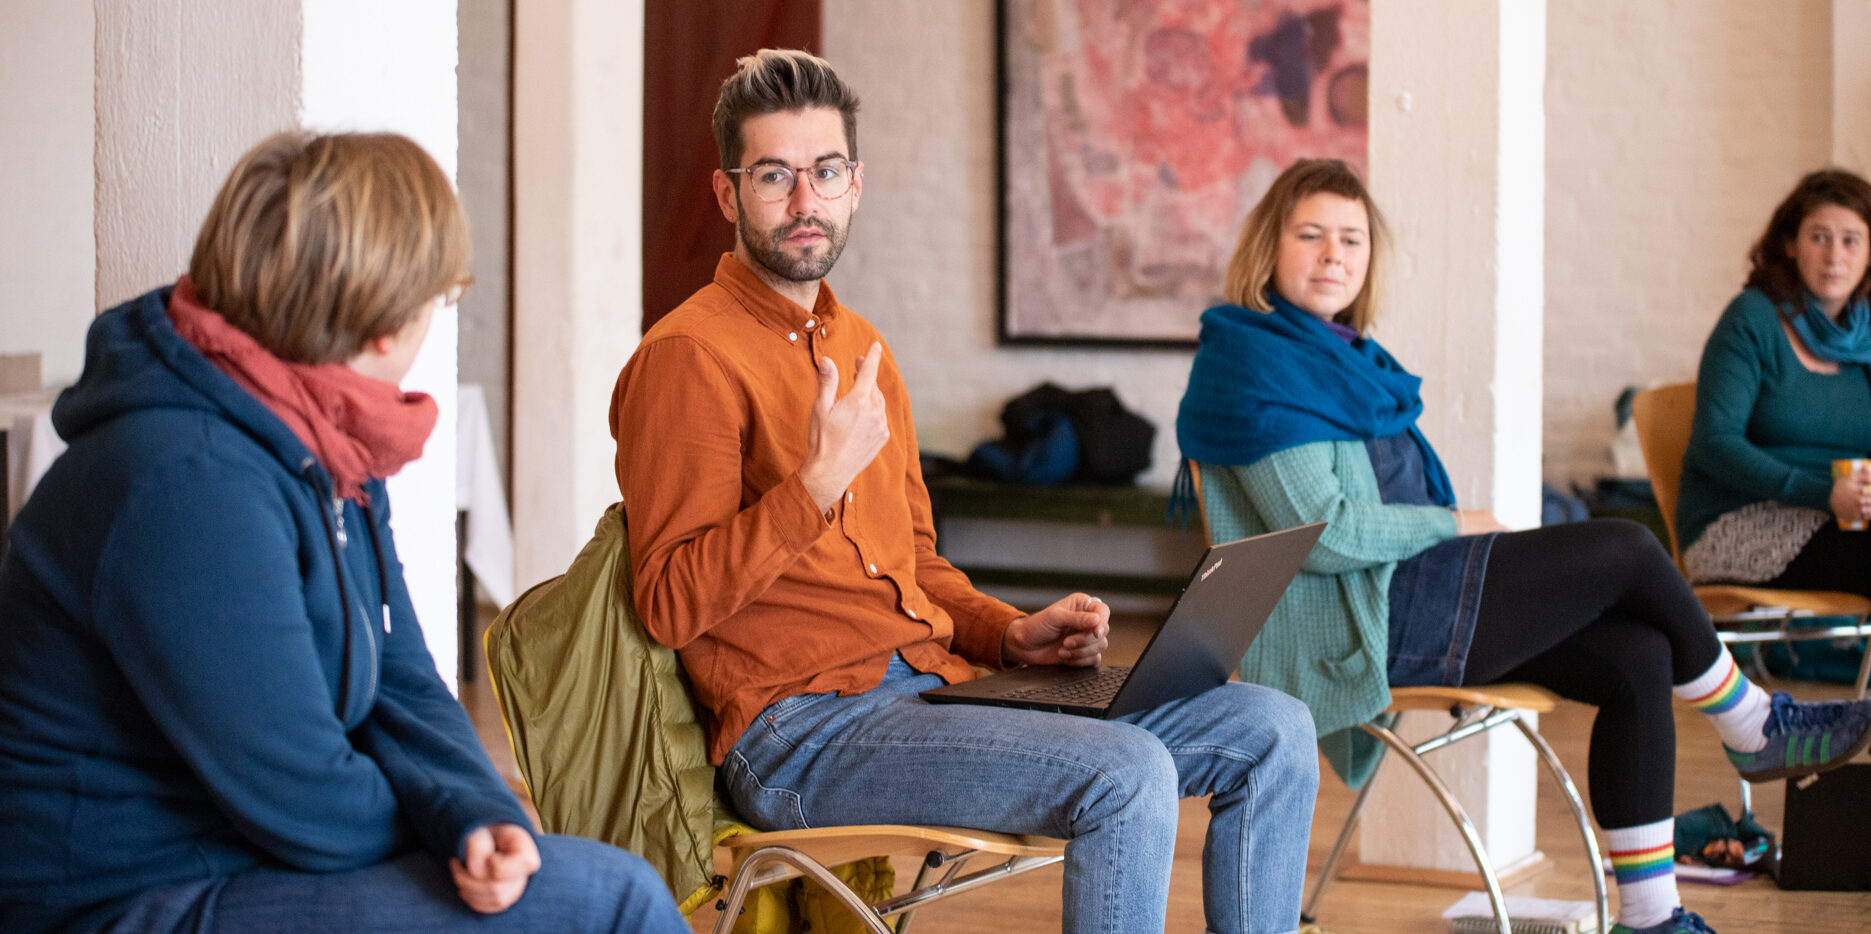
[1606,819,1679,929]
[1674,651,1771,752]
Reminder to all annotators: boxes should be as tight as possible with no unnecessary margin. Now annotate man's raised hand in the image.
[800,341,890,511]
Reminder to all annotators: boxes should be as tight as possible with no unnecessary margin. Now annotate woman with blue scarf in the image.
[1179,160,1871,934]
[1679,169,1871,597]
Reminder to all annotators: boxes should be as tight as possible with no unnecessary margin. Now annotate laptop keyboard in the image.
[1001,666,1133,705]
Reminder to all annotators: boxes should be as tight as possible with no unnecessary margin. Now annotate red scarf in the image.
[167,276,437,503]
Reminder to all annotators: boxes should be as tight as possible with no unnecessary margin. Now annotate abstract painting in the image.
[999,0,1370,346]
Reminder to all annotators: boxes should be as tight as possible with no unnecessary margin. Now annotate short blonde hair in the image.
[1223,158,1387,333]
[189,131,471,364]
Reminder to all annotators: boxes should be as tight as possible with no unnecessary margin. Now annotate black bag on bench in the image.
[968,383,1156,486]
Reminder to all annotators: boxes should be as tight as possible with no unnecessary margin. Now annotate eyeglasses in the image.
[725,159,860,203]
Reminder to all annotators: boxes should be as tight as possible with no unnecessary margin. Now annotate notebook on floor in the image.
[919,522,1323,719]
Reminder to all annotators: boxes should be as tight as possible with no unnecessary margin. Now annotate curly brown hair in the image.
[1744,168,1871,306]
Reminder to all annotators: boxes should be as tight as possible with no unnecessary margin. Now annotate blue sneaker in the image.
[1725,691,1871,782]
[1609,907,1716,934]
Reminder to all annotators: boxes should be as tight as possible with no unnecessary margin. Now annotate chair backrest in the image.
[1187,460,1213,540]
[1628,382,1698,562]
[483,503,718,904]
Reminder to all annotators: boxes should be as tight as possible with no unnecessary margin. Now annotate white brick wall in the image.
[826,0,1842,492]
[824,1,1203,488]
[1544,0,1832,486]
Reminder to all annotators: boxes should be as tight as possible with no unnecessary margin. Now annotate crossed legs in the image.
[721,655,1318,934]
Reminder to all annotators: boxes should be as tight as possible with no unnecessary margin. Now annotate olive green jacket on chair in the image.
[484,504,890,931]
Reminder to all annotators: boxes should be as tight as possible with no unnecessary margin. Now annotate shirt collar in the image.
[713,253,843,342]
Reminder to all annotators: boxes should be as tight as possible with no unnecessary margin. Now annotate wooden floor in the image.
[460,609,1871,933]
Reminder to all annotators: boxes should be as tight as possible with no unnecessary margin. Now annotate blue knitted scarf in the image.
[1786,293,1871,365]
[1175,293,1454,507]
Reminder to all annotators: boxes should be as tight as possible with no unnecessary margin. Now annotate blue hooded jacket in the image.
[0,286,530,933]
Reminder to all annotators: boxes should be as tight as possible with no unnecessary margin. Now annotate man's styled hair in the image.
[712,49,861,172]
[1745,167,1871,306]
[189,131,472,365]
[1222,158,1388,333]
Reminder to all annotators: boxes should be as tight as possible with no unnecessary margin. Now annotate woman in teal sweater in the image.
[1178,159,1871,934]
[1679,169,1871,593]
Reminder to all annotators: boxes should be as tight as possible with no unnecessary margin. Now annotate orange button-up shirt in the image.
[610,254,1019,763]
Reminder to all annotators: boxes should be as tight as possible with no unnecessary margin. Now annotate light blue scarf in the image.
[1787,293,1871,364]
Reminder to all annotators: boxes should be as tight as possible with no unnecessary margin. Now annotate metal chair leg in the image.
[892,849,975,934]
[1361,719,1514,934]
[1854,622,1871,699]
[1302,744,1386,922]
[1511,716,1610,934]
[712,846,895,934]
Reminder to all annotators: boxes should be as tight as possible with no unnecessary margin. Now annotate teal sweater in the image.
[1199,441,1457,783]
[1679,289,1871,550]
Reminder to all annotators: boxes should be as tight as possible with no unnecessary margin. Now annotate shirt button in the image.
[868,562,878,574]
[788,331,798,341]
[806,318,817,328]
[906,608,919,619]
[845,491,853,504]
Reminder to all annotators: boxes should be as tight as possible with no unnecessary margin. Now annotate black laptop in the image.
[919,522,1324,719]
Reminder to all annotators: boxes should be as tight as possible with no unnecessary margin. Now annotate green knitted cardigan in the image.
[1198,440,1457,785]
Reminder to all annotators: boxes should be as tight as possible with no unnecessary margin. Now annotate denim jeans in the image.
[97,834,688,934]
[722,655,1319,934]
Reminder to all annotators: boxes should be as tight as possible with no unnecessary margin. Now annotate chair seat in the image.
[1386,683,1559,714]
[1695,585,1871,619]
[720,824,1066,870]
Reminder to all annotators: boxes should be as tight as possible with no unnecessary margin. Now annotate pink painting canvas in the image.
[1000,0,1370,345]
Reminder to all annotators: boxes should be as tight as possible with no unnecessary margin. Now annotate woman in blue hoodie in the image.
[0,132,686,934]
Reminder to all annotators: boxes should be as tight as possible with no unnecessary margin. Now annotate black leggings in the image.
[1765,523,1871,596]
[1459,519,1723,828]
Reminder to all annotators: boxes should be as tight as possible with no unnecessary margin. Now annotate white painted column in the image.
[0,0,94,386]
[93,0,300,311]
[511,0,646,592]
[1837,0,1871,171]
[93,0,465,688]
[1353,0,1547,881]
[1370,0,1543,528]
[300,0,463,688]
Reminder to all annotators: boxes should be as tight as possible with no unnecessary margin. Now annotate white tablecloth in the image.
[2,389,62,524]
[456,384,514,607]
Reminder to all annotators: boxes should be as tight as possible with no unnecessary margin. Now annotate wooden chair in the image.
[708,826,1063,934]
[1187,463,1609,934]
[1630,382,1871,815]
[1629,382,1871,697]
[484,504,1063,934]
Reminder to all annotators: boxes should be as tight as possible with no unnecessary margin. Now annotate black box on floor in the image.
[1777,762,1871,891]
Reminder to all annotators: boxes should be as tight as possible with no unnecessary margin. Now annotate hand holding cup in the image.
[1830,459,1871,530]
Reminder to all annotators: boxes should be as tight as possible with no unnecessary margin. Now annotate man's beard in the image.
[738,211,851,283]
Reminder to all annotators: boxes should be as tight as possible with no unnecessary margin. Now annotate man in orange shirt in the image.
[610,49,1317,934]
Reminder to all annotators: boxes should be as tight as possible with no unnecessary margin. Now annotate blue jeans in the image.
[722,655,1319,934]
[98,835,688,934]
